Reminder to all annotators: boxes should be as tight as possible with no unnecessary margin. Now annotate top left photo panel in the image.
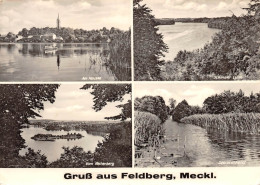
[0,0,131,82]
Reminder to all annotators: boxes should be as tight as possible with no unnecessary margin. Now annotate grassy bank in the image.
[181,113,260,134]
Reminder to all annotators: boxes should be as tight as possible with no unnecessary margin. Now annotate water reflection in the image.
[19,126,104,162]
[205,127,260,165]
[155,119,260,167]
[0,43,131,81]
[57,54,60,70]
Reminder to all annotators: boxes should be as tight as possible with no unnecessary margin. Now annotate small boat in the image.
[44,45,58,50]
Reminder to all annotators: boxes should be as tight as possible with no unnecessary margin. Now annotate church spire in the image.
[57,13,60,30]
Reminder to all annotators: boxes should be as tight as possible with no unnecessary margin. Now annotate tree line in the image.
[172,89,260,122]
[134,89,260,123]
[0,26,125,43]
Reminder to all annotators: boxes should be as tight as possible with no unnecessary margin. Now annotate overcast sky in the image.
[135,82,260,107]
[0,0,131,34]
[35,84,130,121]
[141,0,250,18]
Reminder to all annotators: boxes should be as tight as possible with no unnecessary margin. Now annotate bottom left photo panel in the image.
[0,83,132,168]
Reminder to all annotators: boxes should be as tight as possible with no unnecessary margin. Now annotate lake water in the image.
[0,43,130,81]
[158,23,220,61]
[19,126,104,162]
[161,119,260,167]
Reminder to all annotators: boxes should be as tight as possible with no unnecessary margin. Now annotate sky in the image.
[134,82,260,107]
[35,84,131,121]
[141,0,250,18]
[0,0,131,34]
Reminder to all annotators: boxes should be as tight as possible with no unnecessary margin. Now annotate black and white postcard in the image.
[134,0,260,81]
[134,82,260,167]
[0,83,132,167]
[0,0,131,81]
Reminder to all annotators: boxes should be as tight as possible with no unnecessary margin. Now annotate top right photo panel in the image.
[134,0,260,81]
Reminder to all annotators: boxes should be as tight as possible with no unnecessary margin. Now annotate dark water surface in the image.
[19,126,103,162]
[161,119,260,167]
[0,43,130,81]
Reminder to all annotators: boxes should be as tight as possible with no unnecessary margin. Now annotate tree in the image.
[244,0,260,16]
[80,84,131,121]
[169,98,176,114]
[135,96,168,123]
[28,27,38,35]
[0,84,59,167]
[49,147,93,168]
[203,90,260,114]
[94,122,132,167]
[172,100,192,122]
[134,0,168,80]
[19,28,28,37]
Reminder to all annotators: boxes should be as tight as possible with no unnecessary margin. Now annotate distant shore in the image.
[154,16,233,29]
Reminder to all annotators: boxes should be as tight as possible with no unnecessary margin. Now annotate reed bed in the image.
[134,111,163,145]
[180,113,260,134]
[109,30,131,68]
[103,30,131,81]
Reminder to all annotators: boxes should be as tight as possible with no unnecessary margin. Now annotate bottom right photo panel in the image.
[134,82,260,168]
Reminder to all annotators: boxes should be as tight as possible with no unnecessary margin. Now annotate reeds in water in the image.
[135,111,162,145]
[180,113,260,134]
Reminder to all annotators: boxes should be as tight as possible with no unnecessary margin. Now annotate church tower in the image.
[57,13,60,30]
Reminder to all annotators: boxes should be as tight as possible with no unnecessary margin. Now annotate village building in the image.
[41,33,57,40]
[15,35,24,42]
[55,36,63,41]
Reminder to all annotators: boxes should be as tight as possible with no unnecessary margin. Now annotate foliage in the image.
[168,98,176,115]
[172,100,192,122]
[0,84,59,167]
[94,121,132,167]
[154,18,175,25]
[14,26,123,43]
[104,30,131,81]
[80,84,131,121]
[171,89,260,123]
[208,17,232,29]
[0,147,48,168]
[134,0,168,80]
[134,111,162,146]
[49,146,93,168]
[163,1,260,80]
[181,113,260,134]
[21,148,48,168]
[244,0,260,16]
[135,95,168,123]
[203,90,260,114]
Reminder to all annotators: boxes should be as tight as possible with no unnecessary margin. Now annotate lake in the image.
[19,126,104,162]
[160,119,260,167]
[158,23,220,61]
[0,43,130,81]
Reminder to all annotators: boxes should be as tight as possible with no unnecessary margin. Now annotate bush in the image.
[172,100,192,122]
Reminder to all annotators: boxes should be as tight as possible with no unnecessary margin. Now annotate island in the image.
[31,133,84,141]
